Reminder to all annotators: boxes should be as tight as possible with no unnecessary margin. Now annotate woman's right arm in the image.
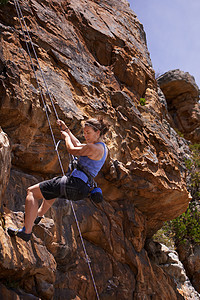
[57,119,82,147]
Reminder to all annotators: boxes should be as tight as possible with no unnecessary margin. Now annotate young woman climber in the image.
[8,118,108,241]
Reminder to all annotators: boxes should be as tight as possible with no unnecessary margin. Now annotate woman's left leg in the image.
[25,184,57,233]
[37,198,56,217]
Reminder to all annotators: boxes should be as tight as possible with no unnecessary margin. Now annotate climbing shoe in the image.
[34,216,43,225]
[24,213,43,225]
[7,226,32,242]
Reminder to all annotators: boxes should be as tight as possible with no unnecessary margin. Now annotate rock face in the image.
[0,0,195,299]
[146,240,200,300]
[177,243,200,294]
[0,0,190,232]
[1,212,56,299]
[158,69,200,143]
[0,127,11,207]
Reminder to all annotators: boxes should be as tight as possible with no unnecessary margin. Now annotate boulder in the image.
[2,168,43,211]
[0,282,40,300]
[177,244,200,294]
[146,240,200,300]
[1,212,56,299]
[158,69,200,142]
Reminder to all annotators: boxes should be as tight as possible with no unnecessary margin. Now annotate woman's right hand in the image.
[57,119,64,128]
[57,119,70,133]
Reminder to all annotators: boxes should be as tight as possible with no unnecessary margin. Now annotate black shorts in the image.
[39,175,90,201]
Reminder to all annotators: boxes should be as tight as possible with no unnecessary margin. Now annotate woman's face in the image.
[83,125,100,143]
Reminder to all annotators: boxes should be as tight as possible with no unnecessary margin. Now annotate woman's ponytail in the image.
[84,118,109,136]
[98,118,109,136]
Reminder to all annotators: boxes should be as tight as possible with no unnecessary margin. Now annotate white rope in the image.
[13,1,100,298]
[13,0,65,174]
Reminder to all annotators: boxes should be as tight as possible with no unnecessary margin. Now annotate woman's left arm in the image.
[57,119,81,147]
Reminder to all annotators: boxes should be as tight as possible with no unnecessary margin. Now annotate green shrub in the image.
[188,144,200,201]
[139,98,146,106]
[189,143,200,168]
[184,158,193,170]
[153,227,175,249]
[154,142,200,247]
[175,128,184,138]
[168,204,200,245]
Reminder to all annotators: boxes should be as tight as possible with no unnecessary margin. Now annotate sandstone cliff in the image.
[0,0,197,299]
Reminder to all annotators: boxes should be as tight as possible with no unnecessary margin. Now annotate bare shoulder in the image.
[75,142,107,160]
[88,143,104,153]
[92,143,107,160]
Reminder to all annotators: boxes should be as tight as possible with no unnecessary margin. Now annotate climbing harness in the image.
[12,0,100,298]
[76,161,104,203]
[66,154,104,203]
[59,154,103,203]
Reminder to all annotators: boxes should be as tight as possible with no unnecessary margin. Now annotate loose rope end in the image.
[55,140,61,152]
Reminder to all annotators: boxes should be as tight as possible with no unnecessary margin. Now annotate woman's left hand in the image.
[61,130,70,139]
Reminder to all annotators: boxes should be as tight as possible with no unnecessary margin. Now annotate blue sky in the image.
[128,0,200,89]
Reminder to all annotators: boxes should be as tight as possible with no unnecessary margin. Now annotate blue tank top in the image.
[71,142,107,183]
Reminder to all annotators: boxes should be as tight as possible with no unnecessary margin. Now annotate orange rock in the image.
[0,128,11,207]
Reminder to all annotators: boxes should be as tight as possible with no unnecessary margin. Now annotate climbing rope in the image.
[13,0,65,174]
[13,0,100,298]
